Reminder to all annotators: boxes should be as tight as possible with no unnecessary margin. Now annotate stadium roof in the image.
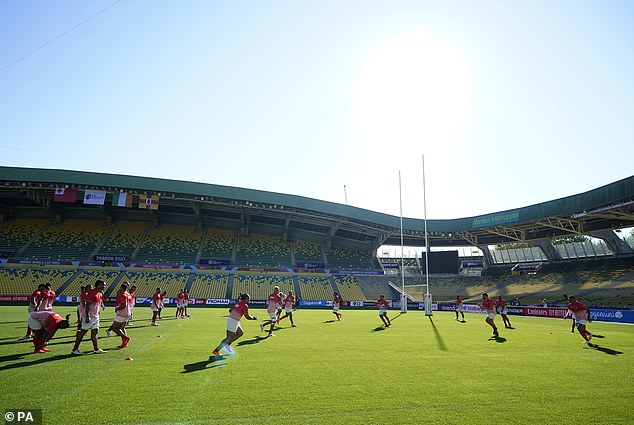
[1,166,633,250]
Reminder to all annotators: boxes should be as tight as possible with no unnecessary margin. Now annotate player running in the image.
[332,292,342,320]
[564,296,593,345]
[212,293,257,356]
[377,294,391,327]
[455,295,465,321]
[72,280,107,354]
[260,286,283,337]
[480,293,499,337]
[28,310,71,353]
[277,289,297,327]
[496,296,512,328]
[19,284,46,340]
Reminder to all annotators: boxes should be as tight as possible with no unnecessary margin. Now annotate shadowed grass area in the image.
[1,306,633,424]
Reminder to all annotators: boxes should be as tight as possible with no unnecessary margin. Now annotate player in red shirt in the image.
[332,292,342,320]
[19,284,46,340]
[260,286,283,337]
[212,293,257,356]
[496,296,512,328]
[151,287,162,326]
[376,294,391,327]
[277,289,297,327]
[480,293,499,337]
[72,280,107,354]
[40,283,56,311]
[106,285,125,337]
[127,285,137,326]
[564,295,593,345]
[455,295,465,322]
[158,290,167,319]
[107,282,133,349]
[176,289,186,319]
[183,290,190,318]
[28,310,71,353]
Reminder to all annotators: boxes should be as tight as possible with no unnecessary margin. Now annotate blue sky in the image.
[1,1,632,220]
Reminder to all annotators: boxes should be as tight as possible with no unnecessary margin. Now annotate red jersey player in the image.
[496,296,512,328]
[260,286,283,337]
[183,290,190,318]
[176,289,186,319]
[19,284,46,340]
[41,283,56,311]
[376,294,391,327]
[127,285,137,326]
[278,289,297,327]
[332,292,342,321]
[108,282,133,349]
[565,296,593,345]
[455,295,465,322]
[72,280,107,355]
[28,310,71,353]
[212,293,257,356]
[151,287,162,326]
[480,293,499,337]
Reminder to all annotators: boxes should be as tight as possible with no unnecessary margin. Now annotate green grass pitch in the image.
[1,306,633,424]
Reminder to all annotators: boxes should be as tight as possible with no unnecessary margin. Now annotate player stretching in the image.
[565,296,593,345]
[377,294,391,327]
[260,286,283,337]
[332,292,342,320]
[28,311,71,353]
[278,289,297,327]
[19,284,45,340]
[72,280,107,354]
[496,296,512,328]
[480,293,499,337]
[212,293,257,356]
[455,295,465,321]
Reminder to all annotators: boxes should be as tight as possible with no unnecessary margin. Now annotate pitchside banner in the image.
[590,308,634,323]
[523,307,568,318]
[300,300,327,307]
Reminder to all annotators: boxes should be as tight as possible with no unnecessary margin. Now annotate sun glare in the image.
[354,33,471,154]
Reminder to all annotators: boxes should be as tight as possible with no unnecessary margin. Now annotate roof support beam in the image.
[535,217,584,235]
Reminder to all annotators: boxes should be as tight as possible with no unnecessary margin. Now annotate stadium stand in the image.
[20,219,109,261]
[188,271,230,300]
[235,233,291,268]
[296,274,333,301]
[59,269,122,297]
[0,218,48,256]
[98,220,148,258]
[232,273,294,300]
[135,224,202,265]
[120,270,190,298]
[200,228,234,262]
[293,240,324,264]
[0,267,75,295]
[326,247,374,270]
[332,274,366,301]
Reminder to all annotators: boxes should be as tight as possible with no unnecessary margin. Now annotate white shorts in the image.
[487,312,496,320]
[268,311,277,320]
[226,317,241,333]
[333,305,340,312]
[114,315,128,323]
[575,319,587,325]
[499,308,508,315]
[285,307,293,313]
[151,306,159,312]
[81,317,100,330]
[379,309,387,316]
[27,315,43,331]
[456,304,464,312]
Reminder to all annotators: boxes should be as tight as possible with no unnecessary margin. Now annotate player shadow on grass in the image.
[181,357,227,374]
[323,320,336,323]
[0,334,77,347]
[372,326,387,332]
[236,335,268,346]
[0,353,74,371]
[428,317,448,351]
[488,335,507,343]
[586,344,623,356]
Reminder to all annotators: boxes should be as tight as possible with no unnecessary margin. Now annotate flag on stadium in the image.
[53,187,77,203]
[139,194,159,210]
[112,192,133,208]
[83,189,107,205]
